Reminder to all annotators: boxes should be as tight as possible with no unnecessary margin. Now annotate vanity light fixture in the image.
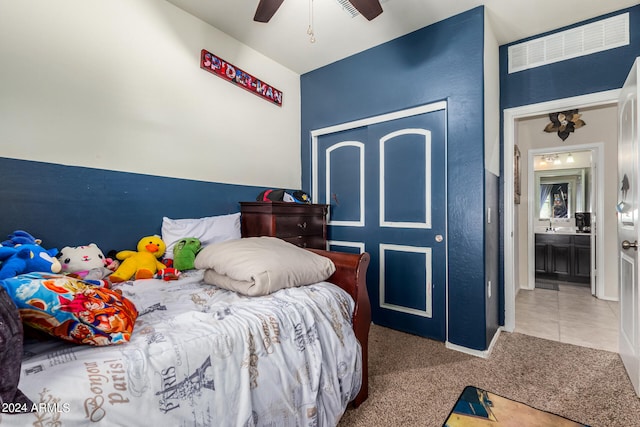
[567,153,575,163]
[540,154,561,166]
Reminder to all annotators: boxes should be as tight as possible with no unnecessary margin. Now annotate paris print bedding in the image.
[0,270,362,426]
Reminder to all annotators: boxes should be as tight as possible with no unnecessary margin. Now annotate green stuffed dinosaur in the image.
[172,238,201,271]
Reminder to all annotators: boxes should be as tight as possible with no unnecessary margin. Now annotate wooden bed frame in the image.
[307,249,371,408]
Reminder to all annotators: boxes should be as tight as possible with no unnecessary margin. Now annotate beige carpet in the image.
[339,324,640,427]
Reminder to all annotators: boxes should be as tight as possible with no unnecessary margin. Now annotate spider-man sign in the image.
[200,49,283,107]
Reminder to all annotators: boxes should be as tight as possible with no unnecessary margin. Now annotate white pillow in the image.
[161,212,241,259]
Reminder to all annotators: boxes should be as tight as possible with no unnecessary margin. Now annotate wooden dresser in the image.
[240,202,328,249]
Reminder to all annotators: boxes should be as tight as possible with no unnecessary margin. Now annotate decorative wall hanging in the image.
[543,109,585,141]
[200,49,283,107]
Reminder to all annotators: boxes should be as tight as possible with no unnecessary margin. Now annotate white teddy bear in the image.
[57,243,114,281]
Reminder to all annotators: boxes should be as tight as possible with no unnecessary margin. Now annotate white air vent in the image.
[508,13,629,73]
[336,0,389,18]
[336,0,360,17]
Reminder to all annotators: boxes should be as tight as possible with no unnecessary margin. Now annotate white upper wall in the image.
[0,0,301,188]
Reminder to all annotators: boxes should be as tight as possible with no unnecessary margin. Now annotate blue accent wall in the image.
[301,7,490,349]
[0,157,261,253]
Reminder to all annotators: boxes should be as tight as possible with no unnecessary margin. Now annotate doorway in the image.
[503,89,620,335]
[517,144,620,352]
[527,146,600,295]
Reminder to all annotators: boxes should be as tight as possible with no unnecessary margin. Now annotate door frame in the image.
[503,89,619,332]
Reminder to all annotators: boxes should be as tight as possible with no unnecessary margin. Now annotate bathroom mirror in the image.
[535,168,588,219]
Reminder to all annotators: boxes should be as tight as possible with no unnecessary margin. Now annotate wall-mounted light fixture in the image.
[538,153,578,166]
[540,154,561,165]
[566,153,574,163]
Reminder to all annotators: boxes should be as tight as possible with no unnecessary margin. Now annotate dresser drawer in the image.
[275,215,324,237]
[281,235,325,249]
[240,201,328,250]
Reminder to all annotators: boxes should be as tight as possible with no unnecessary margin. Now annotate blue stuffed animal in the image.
[1,230,42,247]
[0,244,61,280]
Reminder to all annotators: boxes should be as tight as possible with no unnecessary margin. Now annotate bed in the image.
[0,238,371,427]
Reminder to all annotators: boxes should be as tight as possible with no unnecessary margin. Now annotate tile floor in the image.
[515,281,619,353]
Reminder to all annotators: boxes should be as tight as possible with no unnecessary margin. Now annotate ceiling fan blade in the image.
[254,0,285,23]
[348,0,383,21]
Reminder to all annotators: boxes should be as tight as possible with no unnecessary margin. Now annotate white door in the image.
[618,57,640,396]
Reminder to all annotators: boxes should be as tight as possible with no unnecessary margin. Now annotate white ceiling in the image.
[166,0,639,74]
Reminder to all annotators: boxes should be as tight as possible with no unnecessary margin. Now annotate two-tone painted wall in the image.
[0,0,302,251]
[6,0,634,352]
[301,7,499,351]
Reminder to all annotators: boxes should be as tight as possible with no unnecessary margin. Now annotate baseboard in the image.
[596,295,618,302]
[445,327,503,359]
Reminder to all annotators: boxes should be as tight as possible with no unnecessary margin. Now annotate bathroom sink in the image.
[534,226,576,235]
[547,229,576,235]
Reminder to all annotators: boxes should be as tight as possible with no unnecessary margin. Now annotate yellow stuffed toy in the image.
[109,235,167,283]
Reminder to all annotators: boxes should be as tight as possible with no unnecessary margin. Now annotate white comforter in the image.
[0,270,362,427]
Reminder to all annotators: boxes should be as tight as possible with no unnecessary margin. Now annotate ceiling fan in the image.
[253,0,383,23]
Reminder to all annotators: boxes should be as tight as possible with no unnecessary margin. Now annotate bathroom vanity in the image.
[533,161,592,286]
[535,232,591,284]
